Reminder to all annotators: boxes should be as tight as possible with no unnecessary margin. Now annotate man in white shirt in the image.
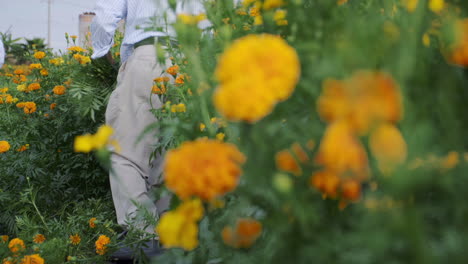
[91,0,178,258]
[0,38,5,69]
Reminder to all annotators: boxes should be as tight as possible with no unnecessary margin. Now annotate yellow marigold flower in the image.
[249,7,260,17]
[429,0,444,13]
[199,123,206,131]
[17,84,27,92]
[28,83,41,91]
[40,69,49,76]
[275,150,301,176]
[402,0,418,12]
[49,58,64,65]
[221,218,262,249]
[422,33,431,47]
[0,141,10,153]
[214,34,300,123]
[73,54,91,64]
[156,199,204,251]
[68,46,86,53]
[273,10,288,26]
[171,103,186,113]
[53,85,66,95]
[29,63,42,70]
[33,51,46,59]
[166,65,180,76]
[315,121,369,180]
[20,254,44,264]
[369,123,407,173]
[317,71,403,135]
[33,234,46,244]
[1,235,8,243]
[24,102,37,114]
[177,13,206,24]
[95,235,111,255]
[263,0,285,10]
[164,138,246,200]
[74,125,114,153]
[216,132,225,141]
[69,234,81,245]
[0,88,7,93]
[8,238,25,253]
[70,35,78,40]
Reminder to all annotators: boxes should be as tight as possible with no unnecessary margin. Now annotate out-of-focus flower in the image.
[222,218,262,248]
[273,10,288,26]
[177,13,206,24]
[68,46,86,53]
[20,254,44,264]
[0,141,10,153]
[1,235,8,243]
[156,199,204,251]
[8,238,25,253]
[369,123,407,173]
[70,234,81,245]
[214,34,300,123]
[164,138,246,200]
[171,103,186,113]
[24,102,37,114]
[74,125,116,153]
[152,83,167,94]
[28,83,41,92]
[53,85,66,95]
[429,0,444,13]
[166,65,180,76]
[275,149,301,176]
[49,58,64,66]
[29,64,42,70]
[89,217,97,228]
[33,51,46,59]
[263,0,285,10]
[40,69,49,76]
[17,144,30,152]
[33,234,45,244]
[446,18,468,66]
[95,235,110,255]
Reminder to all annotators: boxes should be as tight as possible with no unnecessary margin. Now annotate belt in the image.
[134,37,177,49]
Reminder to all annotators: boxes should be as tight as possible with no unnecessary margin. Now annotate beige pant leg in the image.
[106,45,169,233]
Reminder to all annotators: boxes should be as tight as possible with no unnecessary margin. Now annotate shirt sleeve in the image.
[90,0,127,59]
[0,39,5,68]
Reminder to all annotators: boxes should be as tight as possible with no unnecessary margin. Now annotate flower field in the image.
[2,0,468,263]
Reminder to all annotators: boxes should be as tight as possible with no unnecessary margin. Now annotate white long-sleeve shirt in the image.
[0,39,5,69]
[91,0,205,63]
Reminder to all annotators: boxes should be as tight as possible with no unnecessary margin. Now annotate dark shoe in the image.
[111,240,164,261]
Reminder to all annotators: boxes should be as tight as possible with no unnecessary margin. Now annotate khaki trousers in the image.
[106,45,170,233]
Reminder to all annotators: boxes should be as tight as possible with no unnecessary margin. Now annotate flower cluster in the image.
[156,199,204,250]
[95,235,111,255]
[214,34,300,123]
[312,71,406,207]
[164,138,246,201]
[221,218,262,248]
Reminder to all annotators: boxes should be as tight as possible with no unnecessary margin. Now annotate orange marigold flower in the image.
[152,84,167,95]
[50,103,57,110]
[164,138,246,200]
[69,234,81,245]
[33,51,46,59]
[89,217,97,228]
[175,74,185,85]
[275,149,301,176]
[166,65,180,76]
[14,69,24,75]
[340,179,361,201]
[222,218,262,248]
[28,83,41,91]
[317,71,403,135]
[291,143,309,163]
[315,121,369,180]
[1,141,11,153]
[16,102,26,108]
[53,85,66,95]
[95,235,111,255]
[17,144,29,152]
[24,102,37,114]
[8,238,25,253]
[154,76,170,83]
[310,170,341,198]
[40,69,49,76]
[33,234,45,244]
[1,235,8,243]
[21,254,44,264]
[29,63,42,70]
